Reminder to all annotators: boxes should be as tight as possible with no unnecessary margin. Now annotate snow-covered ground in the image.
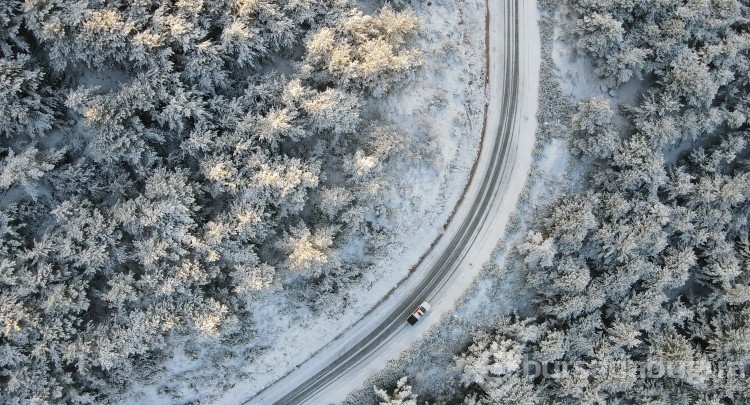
[125,1,488,403]
[350,0,487,321]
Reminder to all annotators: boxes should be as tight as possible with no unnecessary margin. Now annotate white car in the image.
[407,302,431,325]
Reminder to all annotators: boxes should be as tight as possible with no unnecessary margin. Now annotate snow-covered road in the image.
[216,0,540,403]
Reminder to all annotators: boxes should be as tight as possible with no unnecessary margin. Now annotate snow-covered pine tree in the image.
[374,376,418,405]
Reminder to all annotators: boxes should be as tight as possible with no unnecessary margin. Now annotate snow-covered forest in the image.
[360,0,750,404]
[495,0,750,400]
[4,0,750,403]
[0,0,445,402]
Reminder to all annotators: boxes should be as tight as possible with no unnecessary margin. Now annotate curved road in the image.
[219,0,540,403]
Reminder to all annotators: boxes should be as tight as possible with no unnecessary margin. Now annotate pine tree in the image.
[374,376,418,405]
[0,55,55,139]
[0,147,63,199]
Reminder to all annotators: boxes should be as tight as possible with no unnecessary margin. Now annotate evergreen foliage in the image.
[0,0,422,402]
[453,0,750,403]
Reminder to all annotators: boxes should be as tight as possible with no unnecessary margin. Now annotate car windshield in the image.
[419,306,427,312]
